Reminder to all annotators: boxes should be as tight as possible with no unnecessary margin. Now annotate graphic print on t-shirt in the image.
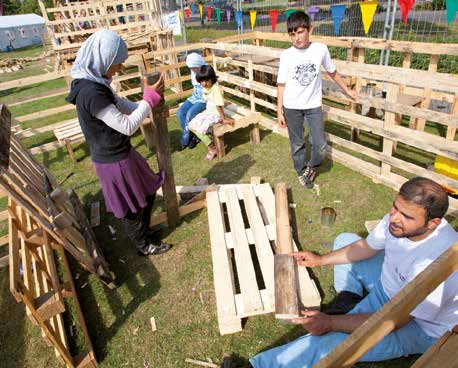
[293,62,318,87]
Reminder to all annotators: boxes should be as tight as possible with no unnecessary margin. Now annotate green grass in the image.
[1,28,457,368]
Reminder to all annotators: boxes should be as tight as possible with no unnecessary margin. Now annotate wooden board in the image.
[206,183,320,335]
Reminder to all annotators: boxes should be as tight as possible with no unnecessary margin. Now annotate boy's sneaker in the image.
[303,166,318,188]
[298,174,307,187]
[298,166,318,189]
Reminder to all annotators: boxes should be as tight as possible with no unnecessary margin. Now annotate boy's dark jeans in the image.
[283,106,327,176]
[121,194,156,252]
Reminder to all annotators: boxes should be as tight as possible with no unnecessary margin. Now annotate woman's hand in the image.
[144,73,165,95]
[143,74,165,108]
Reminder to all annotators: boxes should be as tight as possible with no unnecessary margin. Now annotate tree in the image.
[2,0,53,15]
[2,0,21,15]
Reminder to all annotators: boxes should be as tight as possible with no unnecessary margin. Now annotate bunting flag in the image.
[359,0,378,34]
[269,9,278,32]
[235,10,243,28]
[226,9,231,23]
[285,8,296,20]
[306,6,320,21]
[216,8,221,25]
[198,4,203,19]
[446,0,458,24]
[191,3,196,14]
[250,10,257,30]
[178,9,182,22]
[184,7,191,22]
[398,0,416,26]
[331,4,346,35]
[207,6,212,21]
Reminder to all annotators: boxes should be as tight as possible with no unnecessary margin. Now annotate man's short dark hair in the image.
[287,11,311,33]
[399,177,449,220]
[196,65,218,84]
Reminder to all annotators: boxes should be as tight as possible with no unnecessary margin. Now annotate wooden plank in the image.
[35,291,66,321]
[322,106,458,161]
[314,242,458,368]
[90,202,100,228]
[206,190,241,335]
[274,183,299,320]
[16,104,75,123]
[225,189,263,313]
[381,83,399,177]
[411,331,458,368]
[326,133,458,190]
[213,112,261,137]
[240,186,275,308]
[0,72,68,92]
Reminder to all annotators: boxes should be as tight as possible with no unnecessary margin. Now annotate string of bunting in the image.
[179,0,457,35]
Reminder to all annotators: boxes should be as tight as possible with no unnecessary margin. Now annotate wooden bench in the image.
[53,119,84,163]
[213,103,261,158]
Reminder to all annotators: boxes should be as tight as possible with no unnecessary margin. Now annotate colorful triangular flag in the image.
[331,4,346,36]
[207,6,212,22]
[285,8,296,20]
[250,10,257,30]
[360,0,378,34]
[269,10,278,32]
[191,3,196,14]
[306,6,320,21]
[398,0,416,26]
[198,4,203,19]
[184,7,191,22]
[446,0,458,24]
[235,10,243,28]
[216,8,221,25]
[226,9,232,23]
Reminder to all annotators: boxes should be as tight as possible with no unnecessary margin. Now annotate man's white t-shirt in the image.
[367,214,458,338]
[277,42,336,110]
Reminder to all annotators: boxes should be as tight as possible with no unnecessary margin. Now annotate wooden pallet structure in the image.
[206,182,321,335]
[0,104,116,366]
[37,0,163,69]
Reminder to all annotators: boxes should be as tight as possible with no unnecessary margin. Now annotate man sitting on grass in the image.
[250,177,458,368]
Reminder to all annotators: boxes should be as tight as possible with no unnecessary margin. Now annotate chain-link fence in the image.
[164,0,457,72]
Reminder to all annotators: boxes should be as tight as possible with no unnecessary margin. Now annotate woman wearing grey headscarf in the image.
[67,29,171,256]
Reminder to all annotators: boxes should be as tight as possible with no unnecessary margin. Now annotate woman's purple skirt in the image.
[93,148,164,219]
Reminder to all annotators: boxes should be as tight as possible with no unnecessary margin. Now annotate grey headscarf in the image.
[70,29,128,87]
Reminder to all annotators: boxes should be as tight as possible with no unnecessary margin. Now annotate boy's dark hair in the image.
[399,177,449,221]
[287,11,311,33]
[196,65,218,84]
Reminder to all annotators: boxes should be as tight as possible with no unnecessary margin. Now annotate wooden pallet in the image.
[53,119,84,164]
[206,183,321,335]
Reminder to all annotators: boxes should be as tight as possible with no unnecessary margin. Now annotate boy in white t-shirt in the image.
[277,11,356,188]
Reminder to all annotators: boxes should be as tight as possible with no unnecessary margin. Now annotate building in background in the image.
[0,14,46,51]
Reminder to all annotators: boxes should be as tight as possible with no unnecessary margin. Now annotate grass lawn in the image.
[0,34,457,368]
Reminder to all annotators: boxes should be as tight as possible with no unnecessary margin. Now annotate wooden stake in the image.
[274,183,299,320]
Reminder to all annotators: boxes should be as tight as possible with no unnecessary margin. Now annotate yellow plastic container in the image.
[434,156,458,195]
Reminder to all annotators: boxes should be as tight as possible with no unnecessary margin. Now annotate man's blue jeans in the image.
[250,233,437,368]
[177,100,206,146]
[283,106,327,176]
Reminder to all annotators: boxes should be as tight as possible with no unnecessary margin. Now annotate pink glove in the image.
[143,87,161,108]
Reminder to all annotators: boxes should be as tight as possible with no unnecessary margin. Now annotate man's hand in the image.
[278,114,287,128]
[290,250,323,267]
[291,310,332,336]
